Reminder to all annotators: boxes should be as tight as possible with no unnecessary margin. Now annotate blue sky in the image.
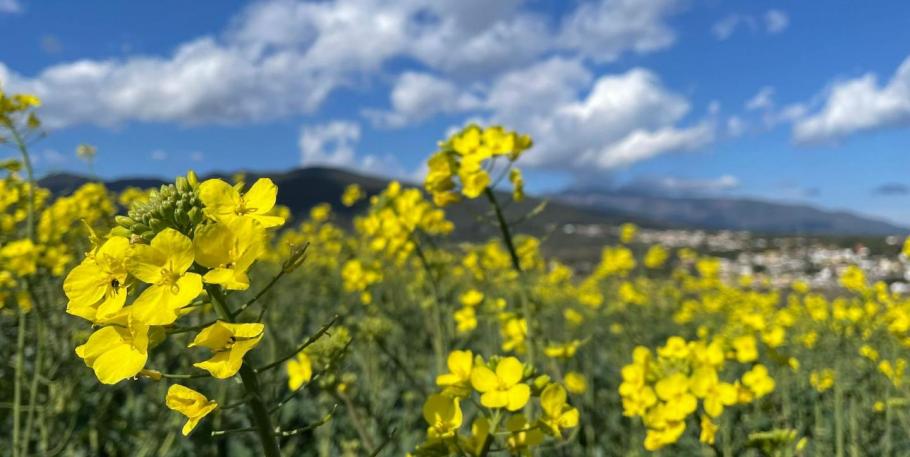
[1,0,909,224]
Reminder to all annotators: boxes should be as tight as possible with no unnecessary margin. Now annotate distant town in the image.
[557,223,910,294]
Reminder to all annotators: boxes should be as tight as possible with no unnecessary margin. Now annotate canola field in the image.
[2,90,910,457]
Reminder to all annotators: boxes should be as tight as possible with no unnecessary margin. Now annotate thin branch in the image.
[255,315,339,373]
[273,404,337,437]
[211,427,256,437]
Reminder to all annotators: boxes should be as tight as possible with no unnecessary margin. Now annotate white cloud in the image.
[0,0,21,13]
[298,120,413,178]
[494,66,714,171]
[746,86,775,111]
[151,150,168,161]
[299,120,361,168]
[711,15,745,41]
[793,55,910,143]
[764,10,789,34]
[0,0,686,128]
[712,10,789,40]
[190,151,205,162]
[365,72,481,127]
[559,0,680,62]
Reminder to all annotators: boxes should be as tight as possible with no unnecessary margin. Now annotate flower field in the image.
[3,90,910,457]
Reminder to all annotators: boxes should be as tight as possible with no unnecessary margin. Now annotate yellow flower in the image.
[732,335,758,363]
[699,415,718,444]
[471,356,530,411]
[509,168,524,202]
[544,339,583,359]
[564,371,588,394]
[0,239,37,276]
[189,321,265,379]
[454,306,477,334]
[809,369,835,392]
[620,223,637,244]
[128,228,203,325]
[75,320,149,384]
[199,177,285,228]
[539,384,579,437]
[193,218,266,290]
[64,236,130,322]
[165,384,218,436]
[437,350,474,398]
[422,394,462,440]
[459,289,484,307]
[287,351,313,390]
[644,244,669,269]
[742,364,775,398]
[341,184,364,207]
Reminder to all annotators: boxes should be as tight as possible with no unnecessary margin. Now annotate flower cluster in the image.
[620,336,775,450]
[424,124,532,207]
[412,350,579,456]
[65,172,285,435]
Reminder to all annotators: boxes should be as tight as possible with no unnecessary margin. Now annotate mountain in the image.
[554,188,907,236]
[38,167,906,237]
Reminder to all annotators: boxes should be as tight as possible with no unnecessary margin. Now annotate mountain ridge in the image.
[36,167,907,236]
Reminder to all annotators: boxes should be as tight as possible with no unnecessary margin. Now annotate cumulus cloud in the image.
[559,0,681,62]
[299,121,362,168]
[298,120,412,178]
[364,72,482,127]
[504,67,713,171]
[793,55,910,144]
[0,0,686,128]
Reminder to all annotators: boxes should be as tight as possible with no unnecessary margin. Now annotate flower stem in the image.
[483,187,536,366]
[205,285,282,457]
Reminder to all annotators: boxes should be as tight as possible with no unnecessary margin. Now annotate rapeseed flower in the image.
[166,384,218,436]
[128,228,203,325]
[189,321,265,379]
[470,356,530,411]
[199,177,285,228]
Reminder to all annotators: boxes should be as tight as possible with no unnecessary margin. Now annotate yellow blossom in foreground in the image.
[287,352,313,390]
[64,236,130,322]
[539,384,579,437]
[189,321,265,379]
[471,356,530,411]
[199,177,285,228]
[75,321,149,384]
[423,394,462,440]
[165,384,218,436]
[128,228,203,325]
[193,217,266,290]
[505,414,544,453]
[436,350,473,398]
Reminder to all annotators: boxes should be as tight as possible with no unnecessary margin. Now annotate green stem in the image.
[206,285,282,457]
[20,316,44,456]
[12,311,26,457]
[411,233,446,374]
[484,188,521,273]
[484,188,536,366]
